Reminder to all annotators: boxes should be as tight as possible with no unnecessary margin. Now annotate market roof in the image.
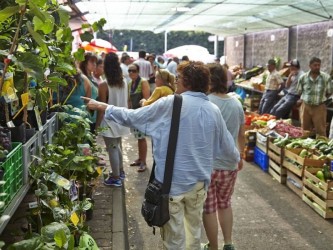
[61,0,333,36]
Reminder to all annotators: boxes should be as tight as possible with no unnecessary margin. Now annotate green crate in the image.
[0,142,23,214]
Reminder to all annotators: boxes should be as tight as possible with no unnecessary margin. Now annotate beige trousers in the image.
[160,182,206,250]
[300,102,327,136]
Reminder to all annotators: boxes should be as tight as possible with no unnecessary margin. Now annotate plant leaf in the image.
[47,76,67,86]
[26,21,50,57]
[73,48,85,62]
[0,6,20,23]
[55,62,75,75]
[32,9,55,35]
[54,229,67,247]
[57,8,69,26]
[68,235,75,250]
[29,1,46,22]
[16,52,44,81]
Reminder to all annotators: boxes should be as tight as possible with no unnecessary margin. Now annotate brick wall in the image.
[224,35,244,67]
[294,21,333,73]
[225,20,333,73]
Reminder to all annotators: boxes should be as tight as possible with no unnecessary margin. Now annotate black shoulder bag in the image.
[141,94,182,231]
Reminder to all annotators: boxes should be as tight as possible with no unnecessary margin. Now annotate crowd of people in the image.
[62,50,332,250]
[258,57,333,137]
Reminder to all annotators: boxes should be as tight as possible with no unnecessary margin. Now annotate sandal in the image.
[130,160,141,166]
[137,164,146,172]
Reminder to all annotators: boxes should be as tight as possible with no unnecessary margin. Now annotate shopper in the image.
[297,57,333,136]
[140,69,175,106]
[202,63,245,250]
[92,56,105,85]
[128,63,150,172]
[79,52,99,133]
[166,57,179,76]
[81,61,240,250]
[270,59,304,119]
[120,53,131,84]
[258,59,284,114]
[134,50,154,81]
[96,52,130,187]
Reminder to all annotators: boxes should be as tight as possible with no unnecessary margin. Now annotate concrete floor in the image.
[122,136,333,250]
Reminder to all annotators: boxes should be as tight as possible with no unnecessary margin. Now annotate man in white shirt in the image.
[134,50,153,80]
[120,54,131,84]
[166,57,179,76]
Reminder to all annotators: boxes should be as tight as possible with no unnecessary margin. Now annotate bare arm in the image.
[82,74,92,102]
[237,124,245,170]
[141,79,151,99]
[96,82,108,129]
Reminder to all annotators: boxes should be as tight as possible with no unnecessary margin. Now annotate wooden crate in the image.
[267,138,284,165]
[302,167,333,219]
[283,149,325,178]
[256,132,267,154]
[286,170,303,198]
[268,159,287,184]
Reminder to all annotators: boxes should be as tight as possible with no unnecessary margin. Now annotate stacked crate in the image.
[244,131,256,162]
[283,149,325,197]
[254,132,269,172]
[267,138,286,184]
[302,167,333,219]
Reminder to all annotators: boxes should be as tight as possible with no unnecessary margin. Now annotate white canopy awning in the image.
[62,0,333,36]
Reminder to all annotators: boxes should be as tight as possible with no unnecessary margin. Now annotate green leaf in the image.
[32,0,47,7]
[15,0,26,6]
[7,237,43,250]
[0,35,11,42]
[0,6,20,23]
[16,51,44,81]
[54,229,67,247]
[26,21,50,57]
[55,62,75,75]
[73,48,85,62]
[81,23,90,29]
[57,8,69,26]
[68,235,75,250]
[32,10,55,34]
[47,77,67,88]
[80,31,93,42]
[41,222,70,243]
[29,1,46,22]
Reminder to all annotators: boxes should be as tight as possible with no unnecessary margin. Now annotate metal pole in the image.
[164,31,168,53]
[130,37,133,52]
[214,35,219,57]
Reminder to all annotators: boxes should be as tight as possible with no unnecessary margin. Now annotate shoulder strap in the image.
[162,94,182,193]
[148,94,182,190]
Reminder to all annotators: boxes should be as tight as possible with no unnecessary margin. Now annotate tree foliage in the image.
[98,30,224,57]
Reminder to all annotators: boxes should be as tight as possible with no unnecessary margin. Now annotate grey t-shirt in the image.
[288,70,304,95]
[208,94,244,170]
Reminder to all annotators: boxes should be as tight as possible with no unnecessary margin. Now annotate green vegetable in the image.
[299,149,308,158]
[286,141,302,149]
[316,170,325,181]
[275,135,289,147]
[323,164,332,181]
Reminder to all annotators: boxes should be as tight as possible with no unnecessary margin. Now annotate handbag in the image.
[141,94,182,231]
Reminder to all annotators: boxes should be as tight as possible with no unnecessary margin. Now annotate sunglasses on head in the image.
[128,69,137,73]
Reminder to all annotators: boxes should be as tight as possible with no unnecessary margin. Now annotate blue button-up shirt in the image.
[105,91,240,195]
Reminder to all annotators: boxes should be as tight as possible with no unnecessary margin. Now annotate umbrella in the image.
[80,39,117,54]
[163,45,215,63]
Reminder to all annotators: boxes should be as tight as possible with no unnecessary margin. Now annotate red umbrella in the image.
[80,39,117,53]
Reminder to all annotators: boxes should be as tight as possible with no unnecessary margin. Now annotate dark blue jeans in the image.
[258,90,279,115]
[270,94,299,119]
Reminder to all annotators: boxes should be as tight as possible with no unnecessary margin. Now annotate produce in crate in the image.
[274,120,304,137]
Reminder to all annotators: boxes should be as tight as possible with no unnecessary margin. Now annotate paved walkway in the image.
[1,135,333,250]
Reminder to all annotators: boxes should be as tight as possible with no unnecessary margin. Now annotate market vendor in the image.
[258,59,284,114]
[297,57,333,136]
[270,59,304,119]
